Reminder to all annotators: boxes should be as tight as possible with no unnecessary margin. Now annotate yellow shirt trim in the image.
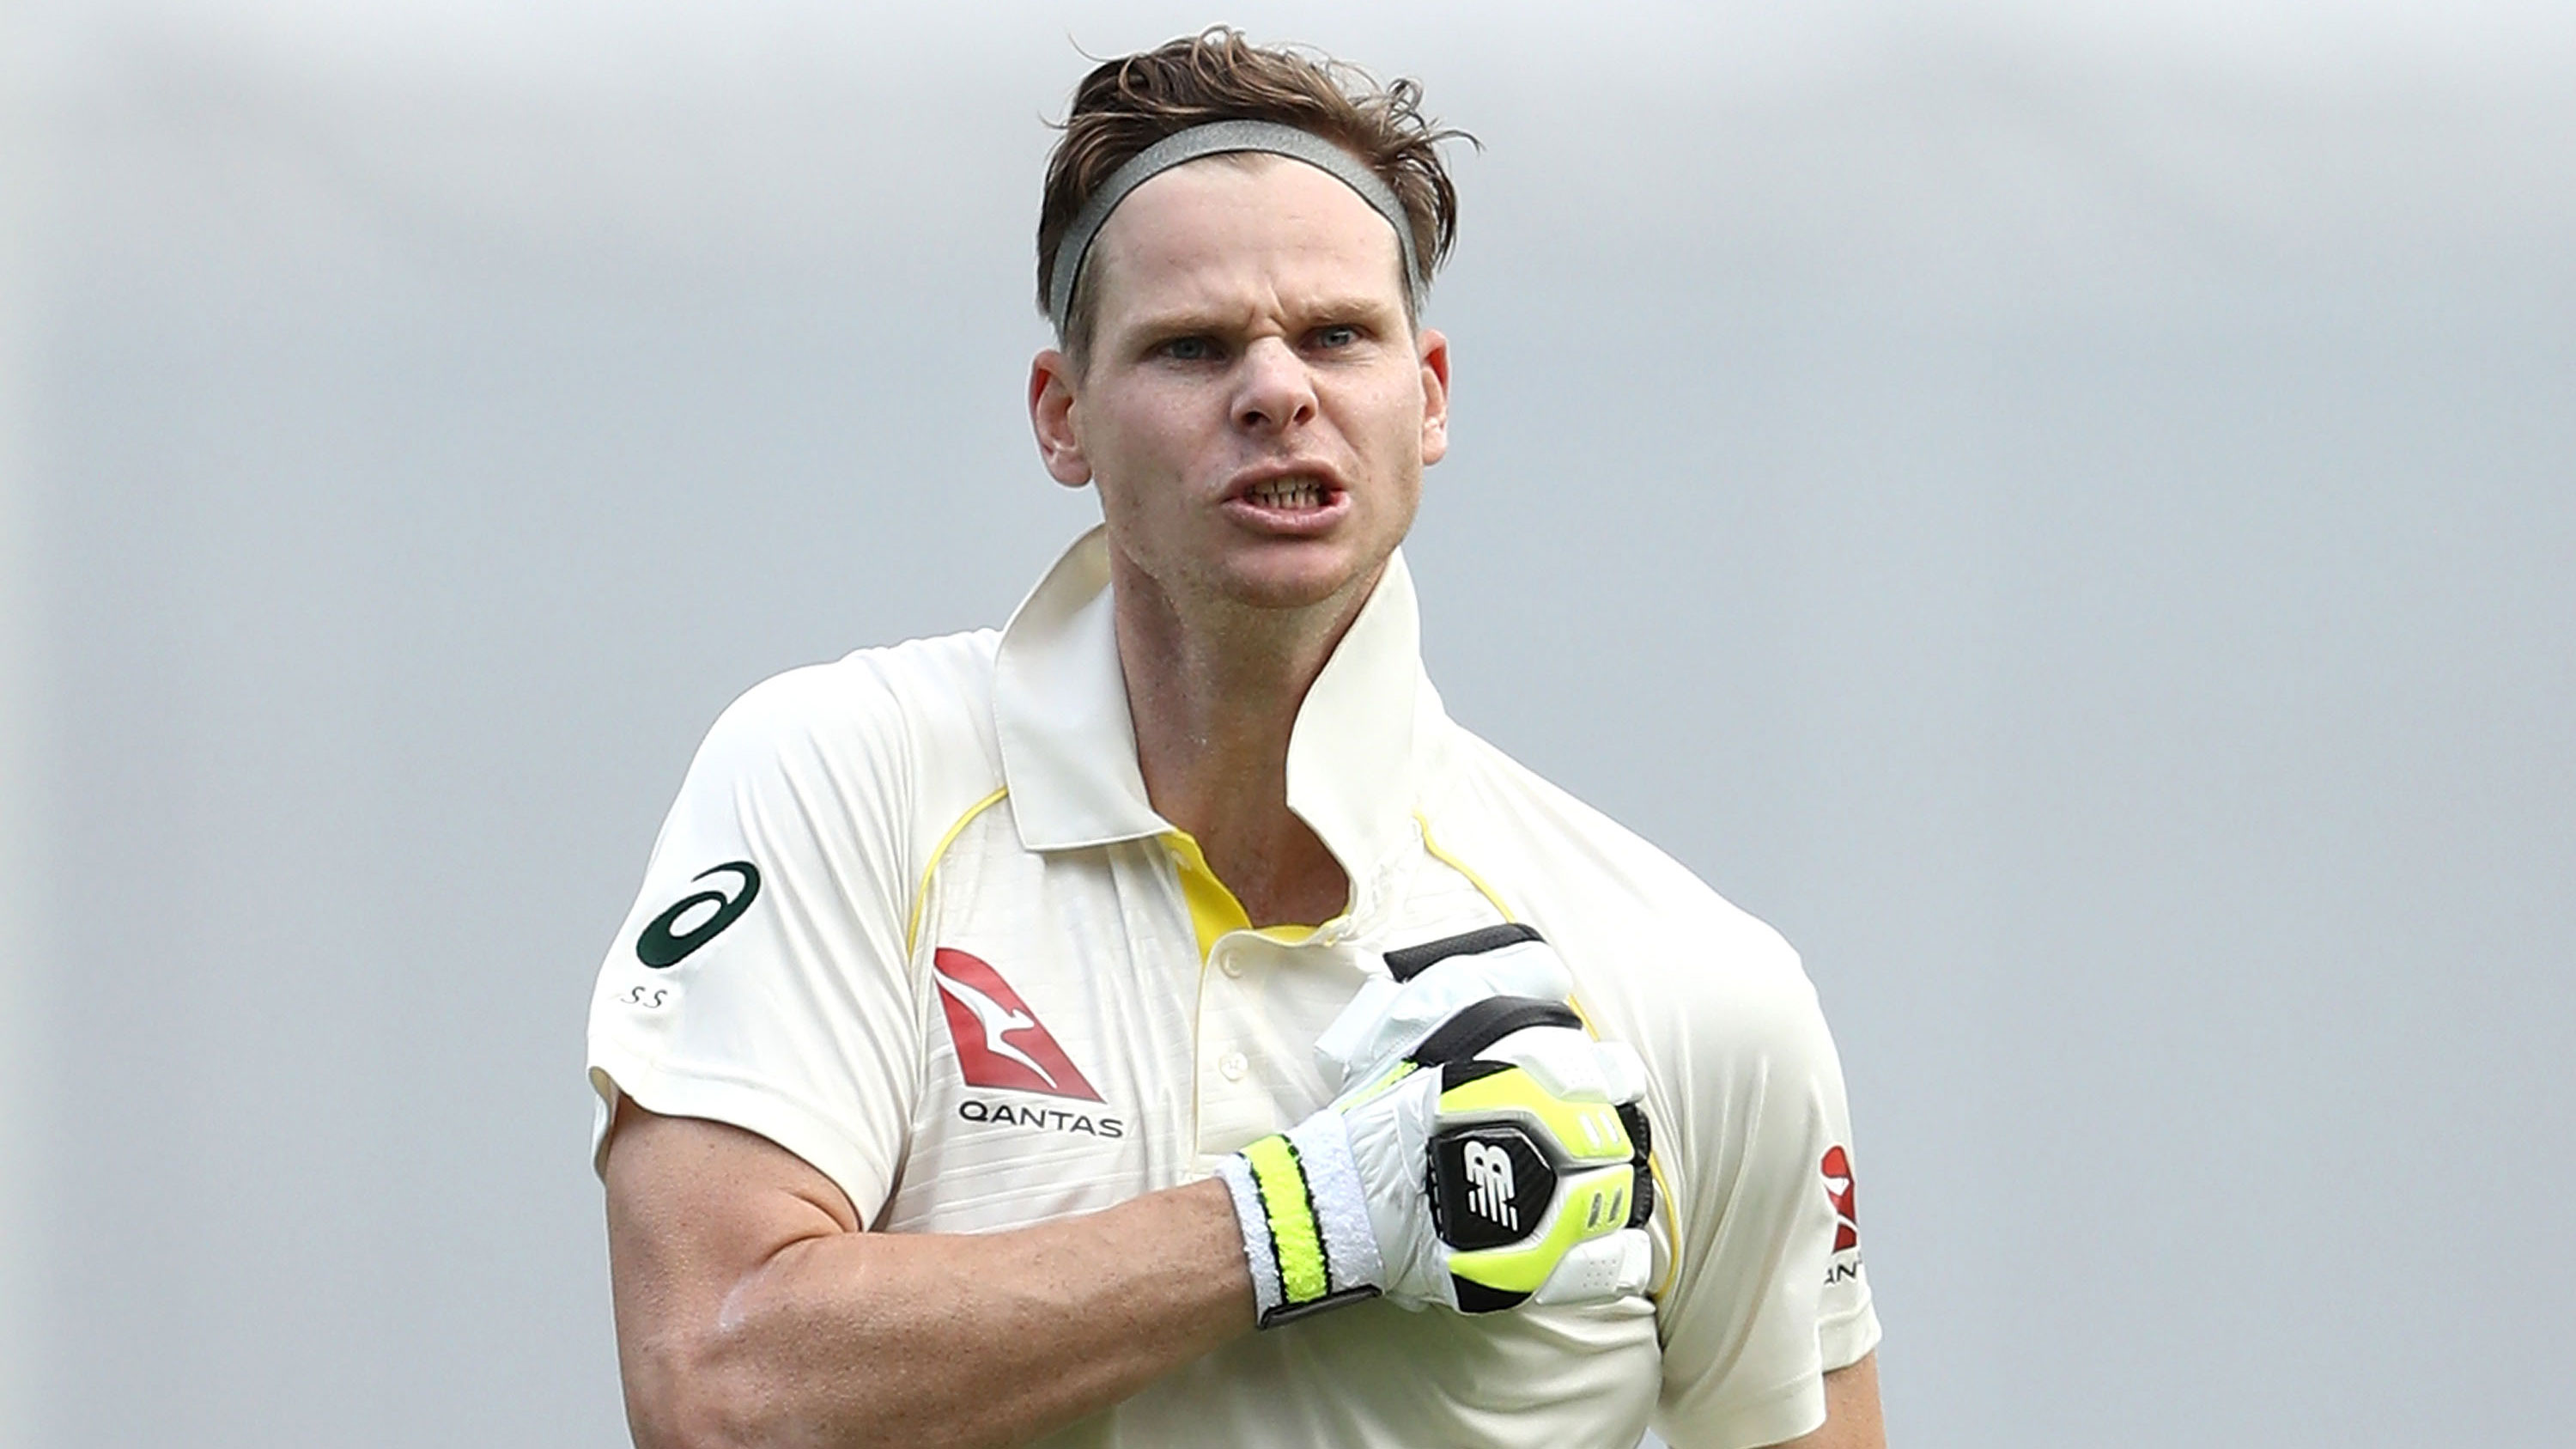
[904,787,1011,954]
[1415,812,1512,919]
[1162,829,1318,961]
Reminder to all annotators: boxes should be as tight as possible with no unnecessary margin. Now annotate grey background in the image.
[4,2,2571,1446]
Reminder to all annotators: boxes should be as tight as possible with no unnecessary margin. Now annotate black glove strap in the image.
[1411,995,1583,1067]
[1382,922,1546,982]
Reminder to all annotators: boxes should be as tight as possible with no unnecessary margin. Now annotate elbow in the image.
[620,1328,781,1449]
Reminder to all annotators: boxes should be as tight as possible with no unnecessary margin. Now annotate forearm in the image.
[1767,1354,1884,1449]
[619,1177,1254,1449]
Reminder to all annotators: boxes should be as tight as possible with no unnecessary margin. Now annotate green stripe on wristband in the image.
[1242,1135,1329,1305]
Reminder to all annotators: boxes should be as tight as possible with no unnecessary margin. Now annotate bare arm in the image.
[1768,1354,1885,1449]
[603,1100,1255,1449]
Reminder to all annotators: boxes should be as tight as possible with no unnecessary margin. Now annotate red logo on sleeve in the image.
[1821,1145,1860,1253]
[932,948,1102,1101]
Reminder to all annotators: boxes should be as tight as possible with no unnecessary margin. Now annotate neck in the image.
[1111,559,1382,929]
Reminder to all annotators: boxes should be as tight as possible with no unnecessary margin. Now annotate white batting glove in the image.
[1214,926,1656,1326]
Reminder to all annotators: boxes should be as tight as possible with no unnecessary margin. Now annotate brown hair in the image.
[1037,28,1472,356]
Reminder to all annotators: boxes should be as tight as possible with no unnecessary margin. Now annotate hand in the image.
[1214,926,1656,1326]
[1314,922,1578,1088]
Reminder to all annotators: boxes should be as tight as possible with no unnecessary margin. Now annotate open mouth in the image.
[1242,477,1332,511]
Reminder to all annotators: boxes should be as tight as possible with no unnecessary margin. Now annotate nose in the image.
[1230,337,1318,435]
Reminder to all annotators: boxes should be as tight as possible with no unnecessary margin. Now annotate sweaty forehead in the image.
[1081,154,1408,330]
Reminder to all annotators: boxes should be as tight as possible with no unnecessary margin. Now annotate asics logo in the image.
[635,861,761,969]
[1462,1140,1519,1231]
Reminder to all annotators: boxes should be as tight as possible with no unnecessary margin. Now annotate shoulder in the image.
[1418,722,1826,1087]
[705,629,997,753]
[680,628,1006,859]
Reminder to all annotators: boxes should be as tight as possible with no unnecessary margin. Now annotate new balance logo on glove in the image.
[1461,1140,1519,1231]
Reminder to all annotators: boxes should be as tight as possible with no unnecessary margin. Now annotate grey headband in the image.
[1046,119,1426,338]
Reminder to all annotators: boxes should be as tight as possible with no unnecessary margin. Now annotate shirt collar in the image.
[993,526,1428,892]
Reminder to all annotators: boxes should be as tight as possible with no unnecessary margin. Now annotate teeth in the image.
[1248,479,1325,510]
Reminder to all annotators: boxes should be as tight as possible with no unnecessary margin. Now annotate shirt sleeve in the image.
[585,661,926,1225]
[1647,940,1882,1449]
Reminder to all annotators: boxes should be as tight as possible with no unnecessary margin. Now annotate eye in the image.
[1159,335,1221,362]
[1314,324,1360,350]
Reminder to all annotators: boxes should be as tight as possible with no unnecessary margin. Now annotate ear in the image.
[1029,349,1092,487]
[1416,326,1451,466]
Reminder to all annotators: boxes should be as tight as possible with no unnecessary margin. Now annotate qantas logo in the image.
[1821,1144,1860,1254]
[1462,1140,1519,1231]
[931,949,1102,1102]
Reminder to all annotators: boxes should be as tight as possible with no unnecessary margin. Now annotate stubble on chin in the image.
[1108,530,1393,661]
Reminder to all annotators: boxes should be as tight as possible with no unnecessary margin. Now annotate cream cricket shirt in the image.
[587,528,1880,1449]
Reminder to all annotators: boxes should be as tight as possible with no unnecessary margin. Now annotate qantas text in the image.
[958,1099,1126,1138]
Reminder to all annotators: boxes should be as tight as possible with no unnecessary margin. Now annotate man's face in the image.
[1030,154,1449,618]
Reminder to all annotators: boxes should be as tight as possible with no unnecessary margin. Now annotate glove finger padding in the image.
[1221,926,1656,1327]
[1314,923,1572,1091]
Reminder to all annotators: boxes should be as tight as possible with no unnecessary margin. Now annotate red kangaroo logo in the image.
[931,948,1102,1101]
[1820,1144,1859,1254]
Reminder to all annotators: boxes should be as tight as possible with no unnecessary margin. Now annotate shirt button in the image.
[1217,952,1243,978]
[1218,1051,1249,1081]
